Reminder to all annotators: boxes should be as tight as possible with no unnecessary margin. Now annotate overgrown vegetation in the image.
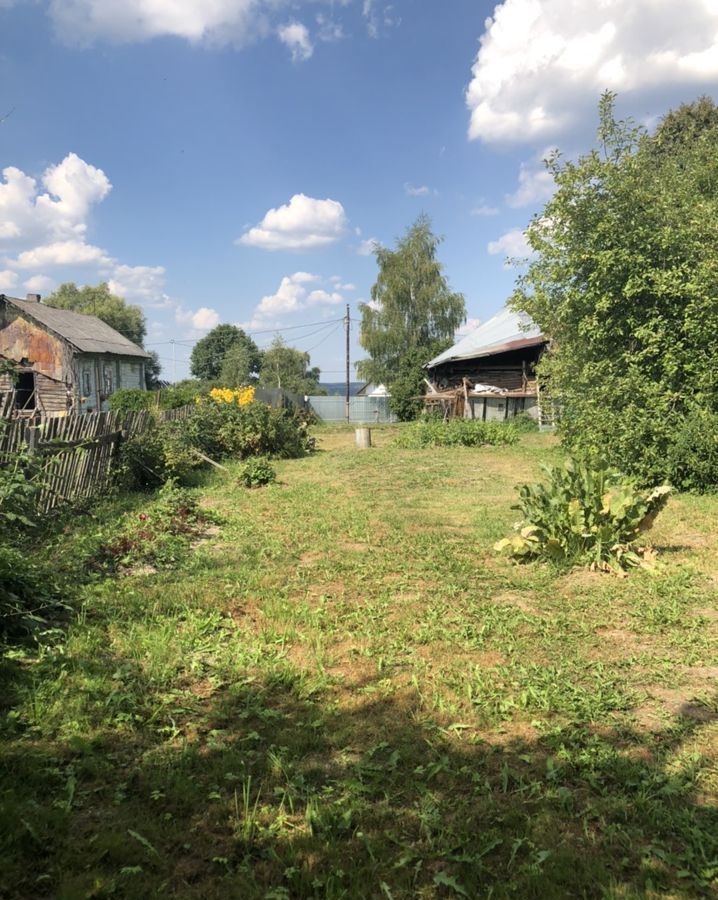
[495,458,671,572]
[513,94,718,490]
[2,429,717,898]
[238,456,277,487]
[394,417,518,448]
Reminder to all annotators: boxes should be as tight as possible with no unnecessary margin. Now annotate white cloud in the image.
[238,193,347,251]
[247,271,347,323]
[506,160,555,207]
[0,154,111,250]
[48,0,260,46]
[24,274,55,293]
[0,269,18,292]
[176,306,221,331]
[470,203,499,217]
[277,21,313,62]
[0,153,174,312]
[467,0,718,143]
[363,0,400,39]
[316,13,344,42]
[404,182,431,197]
[487,227,533,261]
[357,237,379,256]
[107,264,171,307]
[10,239,110,269]
[306,289,343,306]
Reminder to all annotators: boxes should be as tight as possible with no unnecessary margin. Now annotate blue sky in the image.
[1,0,718,381]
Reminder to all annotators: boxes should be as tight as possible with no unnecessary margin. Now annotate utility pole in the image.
[344,304,350,423]
[170,339,176,383]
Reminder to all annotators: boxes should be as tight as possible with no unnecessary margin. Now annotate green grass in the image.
[2,427,718,898]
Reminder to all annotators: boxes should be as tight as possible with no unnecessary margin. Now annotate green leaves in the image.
[513,95,718,489]
[495,458,671,572]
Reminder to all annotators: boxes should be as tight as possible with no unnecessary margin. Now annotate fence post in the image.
[24,425,40,455]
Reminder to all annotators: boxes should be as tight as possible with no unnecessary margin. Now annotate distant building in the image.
[424,307,548,421]
[0,293,151,417]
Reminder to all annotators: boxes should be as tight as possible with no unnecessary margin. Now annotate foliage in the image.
[187,397,311,460]
[45,282,147,347]
[144,350,163,389]
[387,342,448,422]
[108,388,154,414]
[394,418,518,448]
[118,420,200,489]
[0,545,65,640]
[257,336,323,395]
[190,324,261,382]
[357,214,465,386]
[512,94,718,487]
[3,434,718,897]
[218,341,256,388]
[667,405,718,493]
[158,379,206,410]
[0,445,38,534]
[511,411,539,433]
[94,481,210,571]
[239,456,277,488]
[207,386,256,406]
[495,458,671,572]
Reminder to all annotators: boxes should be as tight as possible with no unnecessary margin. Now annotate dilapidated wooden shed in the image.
[424,307,549,422]
[0,293,151,417]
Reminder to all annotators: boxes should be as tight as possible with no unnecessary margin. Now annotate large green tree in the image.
[512,93,718,486]
[190,324,262,382]
[357,215,465,397]
[45,282,146,346]
[257,337,323,395]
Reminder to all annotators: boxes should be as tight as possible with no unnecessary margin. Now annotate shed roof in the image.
[426,307,544,368]
[1,295,151,359]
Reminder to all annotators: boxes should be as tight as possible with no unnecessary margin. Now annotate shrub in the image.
[118,420,201,489]
[667,406,718,493]
[158,379,207,410]
[186,397,311,461]
[108,388,153,414]
[239,456,277,488]
[0,546,66,641]
[394,418,519,449]
[510,411,539,433]
[495,459,671,572]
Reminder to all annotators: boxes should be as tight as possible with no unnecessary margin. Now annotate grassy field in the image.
[2,427,718,898]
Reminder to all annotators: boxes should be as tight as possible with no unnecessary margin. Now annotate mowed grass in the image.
[2,426,718,899]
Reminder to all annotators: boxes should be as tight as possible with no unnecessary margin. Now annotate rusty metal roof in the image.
[426,307,544,368]
[2,295,151,359]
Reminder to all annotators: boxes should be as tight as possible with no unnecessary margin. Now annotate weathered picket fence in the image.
[0,406,192,513]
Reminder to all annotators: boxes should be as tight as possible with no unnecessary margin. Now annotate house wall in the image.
[465,396,539,421]
[428,345,544,393]
[0,302,73,383]
[75,354,146,413]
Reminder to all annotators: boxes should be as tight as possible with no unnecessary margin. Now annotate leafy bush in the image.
[239,456,277,488]
[0,545,66,640]
[394,418,519,448]
[186,398,311,461]
[667,406,718,493]
[118,420,201,489]
[495,459,671,572]
[511,412,539,433]
[108,388,153,414]
[0,448,39,534]
[158,379,207,410]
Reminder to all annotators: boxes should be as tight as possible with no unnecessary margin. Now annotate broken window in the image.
[15,371,36,411]
[103,365,113,396]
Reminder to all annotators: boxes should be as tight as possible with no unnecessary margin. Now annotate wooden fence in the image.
[0,406,193,513]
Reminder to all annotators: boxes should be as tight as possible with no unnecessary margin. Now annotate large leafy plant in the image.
[495,459,671,572]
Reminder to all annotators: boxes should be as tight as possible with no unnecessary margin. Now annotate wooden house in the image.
[424,307,549,422]
[0,293,151,417]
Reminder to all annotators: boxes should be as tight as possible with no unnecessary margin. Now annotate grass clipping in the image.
[495,459,671,574]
